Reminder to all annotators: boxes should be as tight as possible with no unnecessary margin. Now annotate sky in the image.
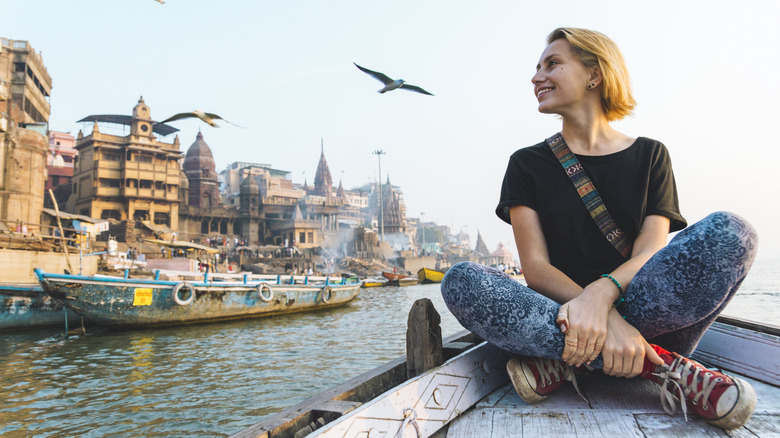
[6,0,780,264]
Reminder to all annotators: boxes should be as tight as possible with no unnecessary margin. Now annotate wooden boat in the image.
[230,313,780,438]
[0,283,81,330]
[382,271,409,282]
[382,271,419,286]
[417,267,445,284]
[395,277,419,287]
[362,277,389,288]
[34,268,361,329]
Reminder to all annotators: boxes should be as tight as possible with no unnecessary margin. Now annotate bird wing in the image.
[157,112,196,124]
[354,63,394,85]
[400,83,434,96]
[205,113,247,128]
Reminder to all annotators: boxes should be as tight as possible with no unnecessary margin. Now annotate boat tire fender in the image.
[172,282,195,305]
[257,283,274,303]
[321,285,332,303]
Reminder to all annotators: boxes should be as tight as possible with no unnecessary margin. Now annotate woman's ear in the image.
[589,67,603,87]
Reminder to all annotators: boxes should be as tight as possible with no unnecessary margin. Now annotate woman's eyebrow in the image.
[536,53,560,70]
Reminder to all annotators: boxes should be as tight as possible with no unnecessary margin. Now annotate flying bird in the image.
[157,110,245,128]
[154,0,165,3]
[354,63,434,96]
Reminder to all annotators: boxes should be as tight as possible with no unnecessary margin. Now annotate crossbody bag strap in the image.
[546,132,633,259]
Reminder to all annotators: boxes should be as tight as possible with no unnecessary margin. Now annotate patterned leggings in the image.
[441,212,758,368]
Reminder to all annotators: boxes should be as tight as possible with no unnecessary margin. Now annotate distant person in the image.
[441,27,757,431]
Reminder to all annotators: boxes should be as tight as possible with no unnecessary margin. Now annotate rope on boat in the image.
[396,407,421,438]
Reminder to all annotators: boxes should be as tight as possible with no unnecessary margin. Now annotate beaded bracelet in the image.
[601,274,625,306]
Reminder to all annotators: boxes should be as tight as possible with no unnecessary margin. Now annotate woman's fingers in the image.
[587,338,604,364]
[562,332,579,363]
[644,342,664,366]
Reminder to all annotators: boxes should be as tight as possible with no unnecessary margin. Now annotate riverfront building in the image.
[0,38,51,225]
[68,97,183,231]
[46,131,77,191]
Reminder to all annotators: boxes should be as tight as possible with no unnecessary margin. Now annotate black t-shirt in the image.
[496,137,687,287]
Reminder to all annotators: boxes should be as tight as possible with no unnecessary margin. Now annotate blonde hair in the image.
[547,27,636,121]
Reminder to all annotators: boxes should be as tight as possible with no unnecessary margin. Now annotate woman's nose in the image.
[531,70,543,85]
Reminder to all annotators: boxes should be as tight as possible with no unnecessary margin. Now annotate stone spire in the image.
[474,231,489,256]
[312,138,333,197]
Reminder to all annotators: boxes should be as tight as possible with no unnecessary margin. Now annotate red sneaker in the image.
[644,348,756,431]
[506,357,586,404]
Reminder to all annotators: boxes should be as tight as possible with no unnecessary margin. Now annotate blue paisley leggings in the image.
[441,212,758,368]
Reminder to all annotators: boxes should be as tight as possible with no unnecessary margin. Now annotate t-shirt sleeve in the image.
[647,143,687,232]
[495,151,536,224]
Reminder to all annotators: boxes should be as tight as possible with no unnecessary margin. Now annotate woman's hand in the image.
[601,308,664,377]
[556,281,615,367]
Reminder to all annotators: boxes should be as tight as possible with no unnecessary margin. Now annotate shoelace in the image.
[652,357,720,421]
[533,358,588,403]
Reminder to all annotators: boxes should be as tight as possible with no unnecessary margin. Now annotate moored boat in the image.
[230,313,780,438]
[362,277,389,288]
[417,267,445,284]
[35,269,361,328]
[0,283,81,331]
[395,277,419,287]
[382,271,418,286]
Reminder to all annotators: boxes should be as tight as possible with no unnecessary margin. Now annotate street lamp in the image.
[372,149,386,241]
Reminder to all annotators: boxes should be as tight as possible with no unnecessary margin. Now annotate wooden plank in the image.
[476,384,513,408]
[309,342,510,437]
[445,409,494,437]
[406,298,443,379]
[582,374,666,413]
[741,414,780,438]
[634,413,734,437]
[516,411,575,437]
[694,321,780,386]
[488,409,524,438]
[737,375,780,415]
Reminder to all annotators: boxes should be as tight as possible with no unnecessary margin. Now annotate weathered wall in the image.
[0,127,47,224]
[401,255,437,274]
[0,249,98,284]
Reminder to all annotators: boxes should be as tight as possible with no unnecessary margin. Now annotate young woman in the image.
[441,27,758,431]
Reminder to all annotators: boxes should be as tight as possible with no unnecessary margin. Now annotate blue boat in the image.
[0,283,81,331]
[34,269,361,329]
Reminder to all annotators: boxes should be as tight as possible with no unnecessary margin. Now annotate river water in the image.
[1,259,778,437]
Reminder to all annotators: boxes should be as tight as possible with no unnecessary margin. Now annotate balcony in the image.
[96,187,120,197]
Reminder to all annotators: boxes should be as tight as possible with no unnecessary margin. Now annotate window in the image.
[139,180,152,189]
[103,152,120,161]
[14,62,24,73]
[138,155,152,163]
[101,209,121,220]
[99,179,120,188]
[153,212,169,225]
[307,232,313,243]
[155,181,163,190]
[299,232,306,243]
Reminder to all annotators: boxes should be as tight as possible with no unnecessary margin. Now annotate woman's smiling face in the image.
[532,38,594,116]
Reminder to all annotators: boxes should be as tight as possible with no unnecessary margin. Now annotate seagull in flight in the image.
[157,110,245,128]
[354,63,434,96]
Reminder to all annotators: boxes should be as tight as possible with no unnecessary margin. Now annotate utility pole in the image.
[372,149,386,241]
[420,212,425,247]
